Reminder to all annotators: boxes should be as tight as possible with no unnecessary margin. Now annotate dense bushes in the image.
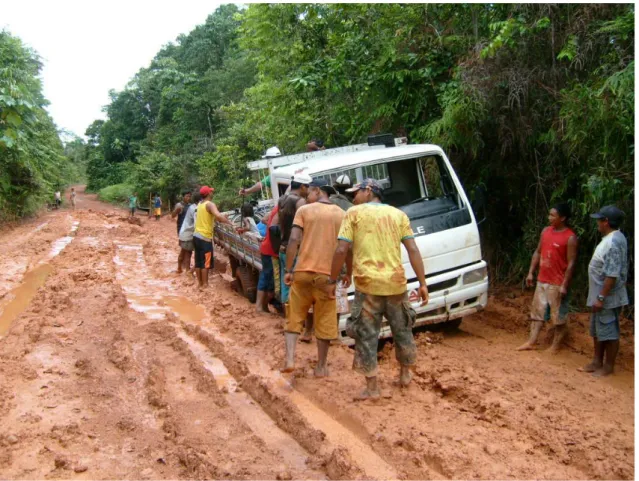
[83,4,633,299]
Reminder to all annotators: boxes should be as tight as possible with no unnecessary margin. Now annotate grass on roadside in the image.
[98,183,134,206]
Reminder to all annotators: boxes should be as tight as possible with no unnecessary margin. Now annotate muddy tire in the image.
[236,266,257,303]
[443,318,463,331]
[229,256,240,278]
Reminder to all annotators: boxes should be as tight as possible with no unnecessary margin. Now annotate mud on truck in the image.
[214,135,489,345]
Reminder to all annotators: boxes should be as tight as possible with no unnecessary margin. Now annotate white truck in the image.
[214,136,488,344]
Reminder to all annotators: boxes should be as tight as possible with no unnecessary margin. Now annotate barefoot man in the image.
[281,179,344,376]
[330,179,428,400]
[517,203,578,352]
[193,186,232,288]
[580,206,628,377]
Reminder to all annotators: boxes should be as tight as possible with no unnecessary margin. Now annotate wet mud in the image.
[0,186,633,480]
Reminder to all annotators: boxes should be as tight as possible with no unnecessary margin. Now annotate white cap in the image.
[334,174,352,187]
[291,173,312,185]
[262,146,282,158]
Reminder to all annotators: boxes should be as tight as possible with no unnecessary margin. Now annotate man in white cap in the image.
[330,174,354,211]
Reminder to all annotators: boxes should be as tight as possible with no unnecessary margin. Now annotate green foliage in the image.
[0,30,80,221]
[97,183,135,205]
[84,4,634,300]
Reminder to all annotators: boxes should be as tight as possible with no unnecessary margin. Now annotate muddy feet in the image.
[516,342,536,351]
[280,363,295,373]
[300,332,313,343]
[592,365,614,377]
[314,366,329,378]
[578,362,602,373]
[353,388,381,402]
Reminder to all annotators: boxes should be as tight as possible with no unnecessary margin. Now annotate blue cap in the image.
[346,178,384,196]
[591,205,625,223]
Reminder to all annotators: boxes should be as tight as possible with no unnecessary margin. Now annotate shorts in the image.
[279,252,290,303]
[286,272,337,340]
[590,307,621,341]
[154,208,161,216]
[193,236,213,269]
[130,207,136,215]
[71,198,76,206]
[347,290,416,377]
[179,239,194,251]
[258,255,275,292]
[56,199,61,206]
[531,283,567,326]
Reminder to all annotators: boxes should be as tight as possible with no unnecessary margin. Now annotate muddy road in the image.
[0,187,634,479]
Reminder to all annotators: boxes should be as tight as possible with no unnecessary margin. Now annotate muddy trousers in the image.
[346,291,416,377]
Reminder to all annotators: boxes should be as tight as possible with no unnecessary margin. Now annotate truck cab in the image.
[249,137,488,342]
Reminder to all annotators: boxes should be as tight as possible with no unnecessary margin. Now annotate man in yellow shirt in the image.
[330,178,428,400]
[194,186,232,288]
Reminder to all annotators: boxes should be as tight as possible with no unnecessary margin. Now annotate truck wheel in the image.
[229,257,239,278]
[236,266,257,303]
[444,318,462,331]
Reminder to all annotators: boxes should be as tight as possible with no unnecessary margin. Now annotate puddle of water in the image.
[0,263,53,336]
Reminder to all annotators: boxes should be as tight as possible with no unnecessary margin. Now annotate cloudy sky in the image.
[3,1,222,138]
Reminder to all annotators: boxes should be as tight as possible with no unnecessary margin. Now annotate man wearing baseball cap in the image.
[330,178,429,400]
[580,205,628,377]
[330,174,354,211]
[281,178,345,376]
[193,186,233,288]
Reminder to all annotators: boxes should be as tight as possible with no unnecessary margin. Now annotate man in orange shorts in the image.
[282,179,345,376]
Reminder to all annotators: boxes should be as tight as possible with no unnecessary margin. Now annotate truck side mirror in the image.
[471,185,487,226]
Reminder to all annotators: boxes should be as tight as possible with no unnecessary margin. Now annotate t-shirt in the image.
[537,226,576,286]
[176,202,190,235]
[194,202,215,241]
[292,202,345,276]
[260,206,279,256]
[71,191,76,198]
[587,230,629,308]
[330,193,353,212]
[179,204,197,242]
[261,175,271,188]
[338,202,414,296]
[55,192,61,200]
[129,196,137,208]
[243,216,260,235]
[154,197,162,208]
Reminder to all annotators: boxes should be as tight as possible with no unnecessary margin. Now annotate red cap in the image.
[200,186,213,197]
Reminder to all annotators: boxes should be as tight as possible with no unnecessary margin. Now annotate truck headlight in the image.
[463,267,487,285]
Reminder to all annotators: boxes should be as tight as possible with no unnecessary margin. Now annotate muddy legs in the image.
[281,332,298,373]
[516,320,543,351]
[255,290,269,313]
[314,339,330,377]
[593,340,619,377]
[354,376,381,401]
[300,314,313,343]
[580,338,605,372]
[547,324,567,354]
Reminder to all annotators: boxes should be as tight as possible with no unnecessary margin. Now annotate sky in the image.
[3,1,222,139]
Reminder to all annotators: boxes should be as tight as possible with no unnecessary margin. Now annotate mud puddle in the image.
[0,220,79,336]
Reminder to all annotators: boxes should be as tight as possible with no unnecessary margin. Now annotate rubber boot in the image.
[314,339,330,377]
[281,332,298,373]
[516,320,543,351]
[547,324,567,354]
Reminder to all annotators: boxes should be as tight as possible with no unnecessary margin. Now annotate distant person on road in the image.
[517,203,578,353]
[193,186,232,288]
[153,194,162,221]
[54,191,62,209]
[172,191,193,274]
[129,193,138,217]
[70,188,76,210]
[579,206,628,377]
[277,173,311,307]
[330,174,354,211]
[282,179,343,376]
[330,179,429,401]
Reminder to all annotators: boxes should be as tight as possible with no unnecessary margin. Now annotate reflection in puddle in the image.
[0,263,53,335]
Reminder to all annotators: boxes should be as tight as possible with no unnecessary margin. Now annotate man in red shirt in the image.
[256,206,279,313]
[517,203,579,352]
